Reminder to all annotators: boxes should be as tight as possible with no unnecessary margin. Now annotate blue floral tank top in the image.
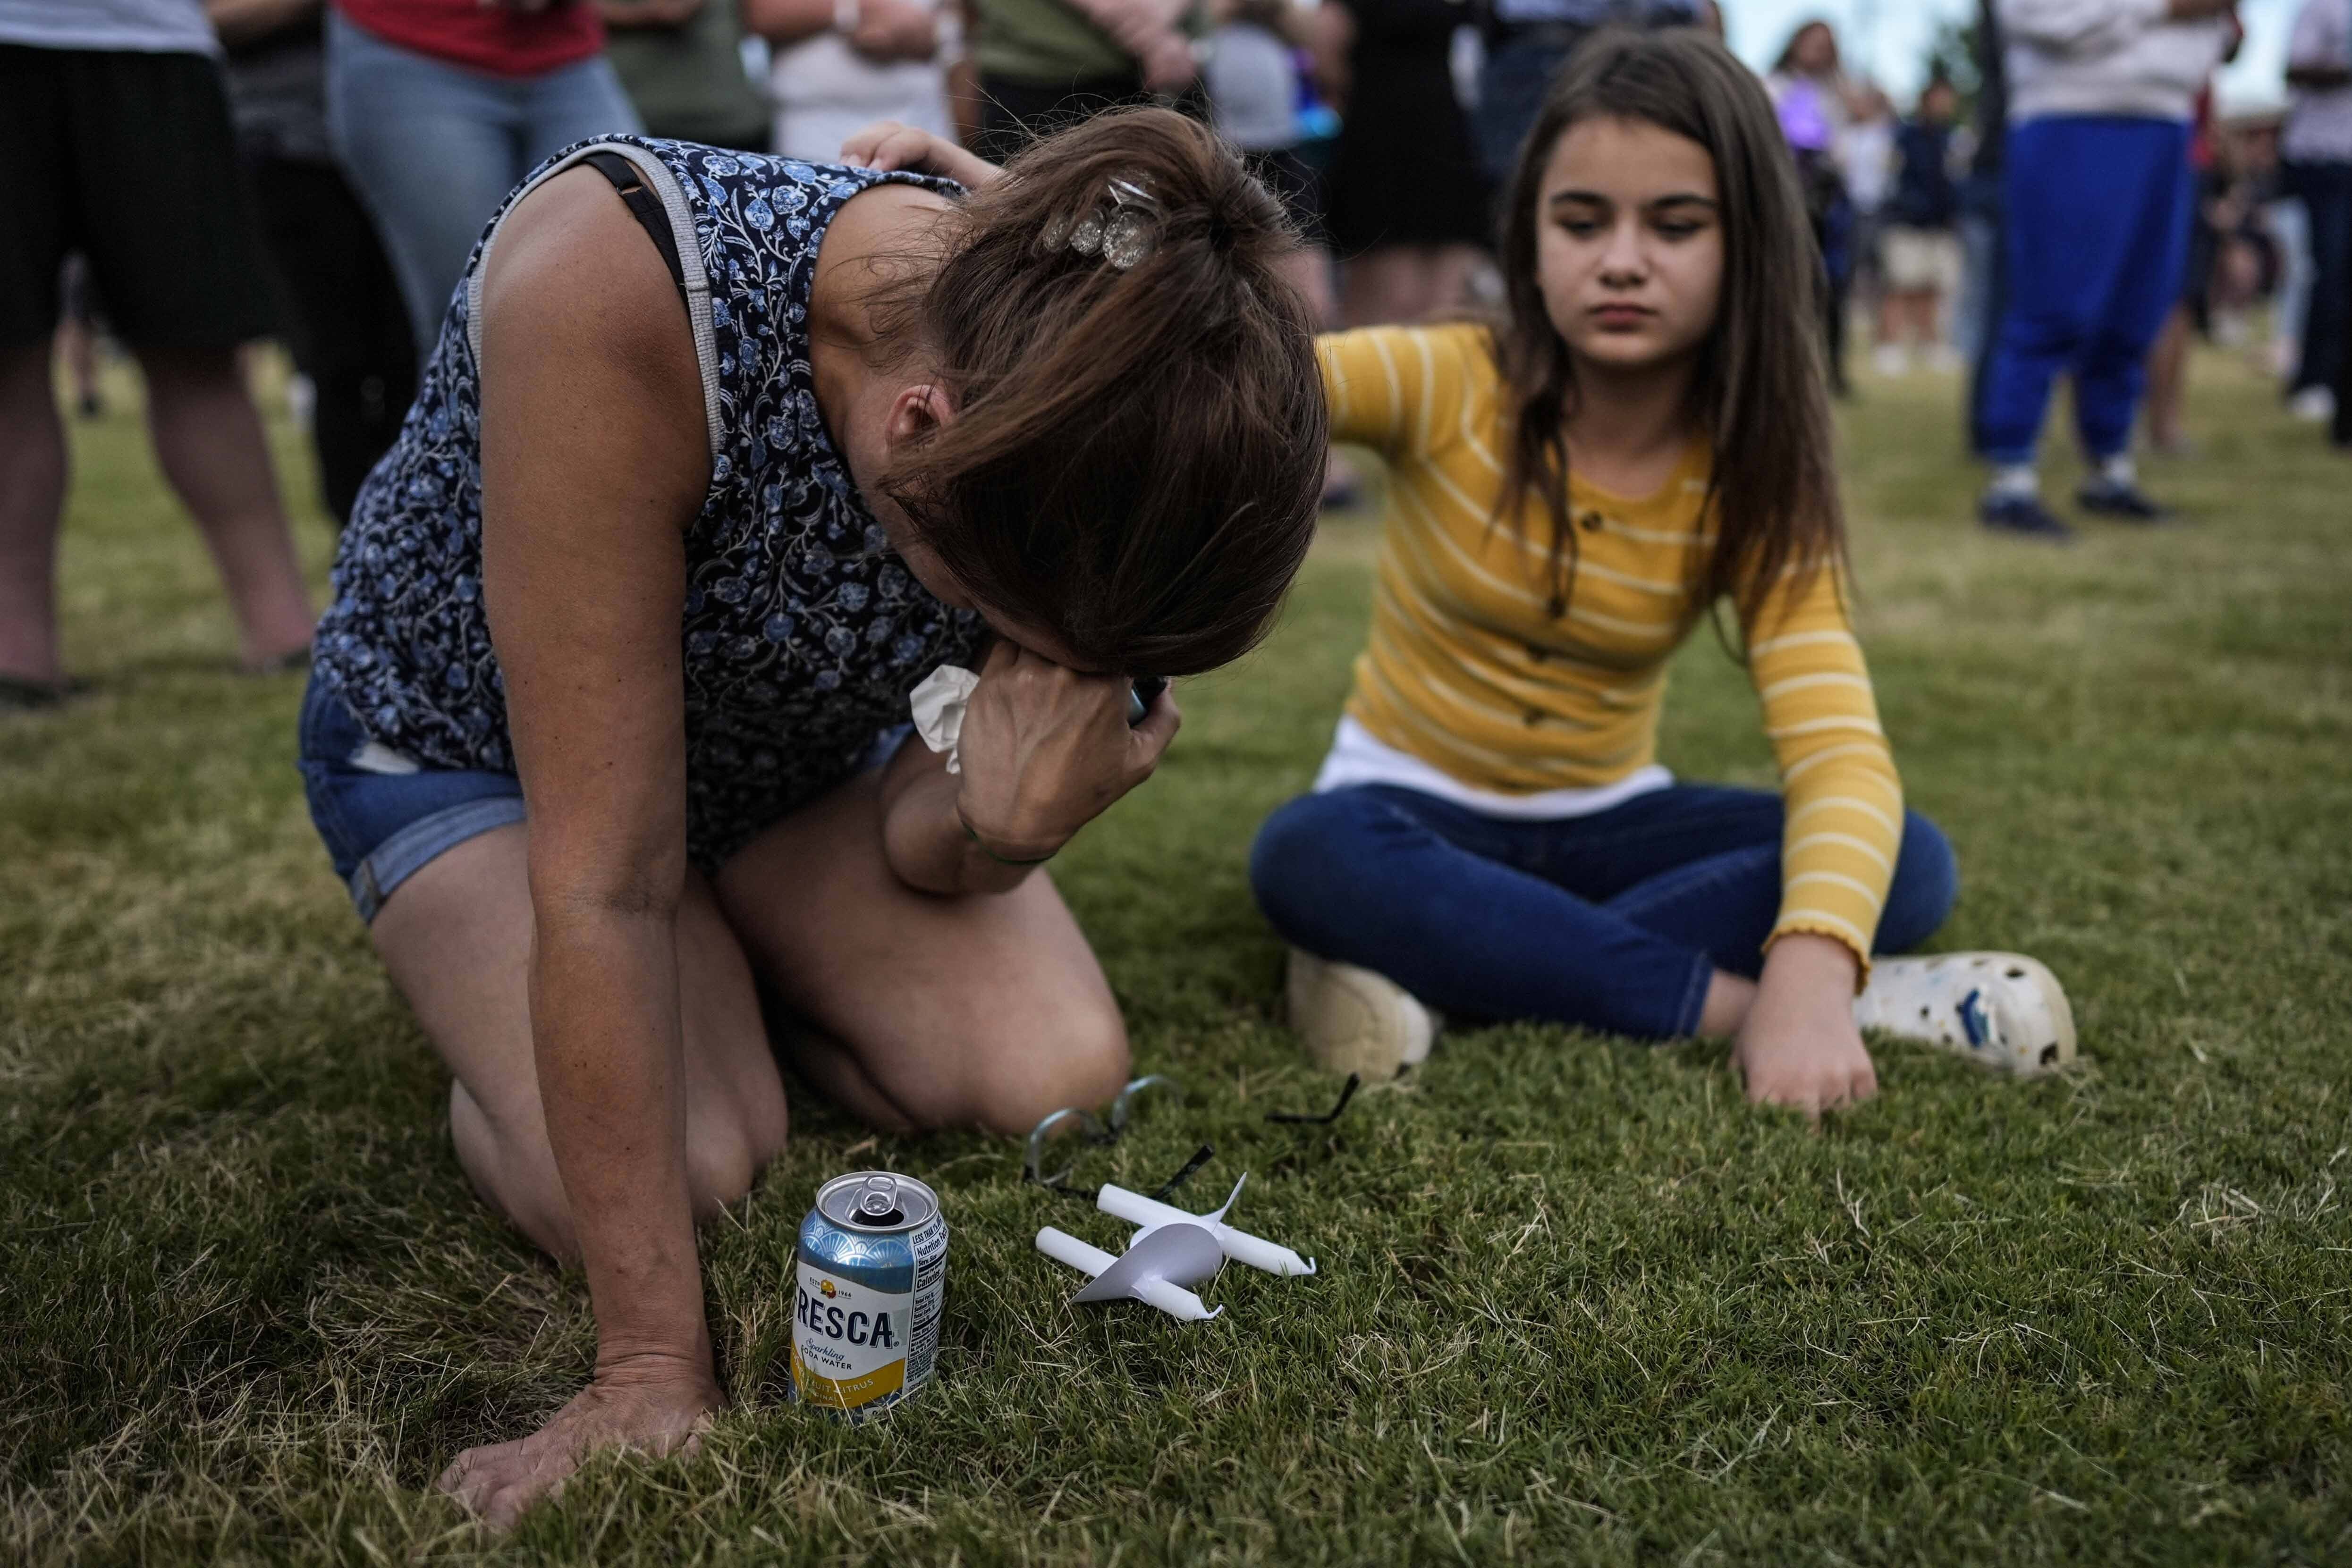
[313,138,985,868]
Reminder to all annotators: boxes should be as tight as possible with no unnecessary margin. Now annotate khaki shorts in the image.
[1882,226,1963,295]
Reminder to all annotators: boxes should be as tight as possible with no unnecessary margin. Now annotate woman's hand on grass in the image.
[1730,934,1877,1119]
[952,640,1179,864]
[435,1350,723,1532]
[837,122,1004,188]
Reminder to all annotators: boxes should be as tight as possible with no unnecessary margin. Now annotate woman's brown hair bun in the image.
[881,108,1326,677]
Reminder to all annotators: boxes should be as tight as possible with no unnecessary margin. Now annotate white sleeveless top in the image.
[769,4,956,164]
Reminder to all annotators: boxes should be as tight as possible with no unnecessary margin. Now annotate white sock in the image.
[2099,453,2137,488]
[1988,464,2038,500]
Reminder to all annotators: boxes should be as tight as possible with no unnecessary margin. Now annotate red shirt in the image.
[336,0,603,78]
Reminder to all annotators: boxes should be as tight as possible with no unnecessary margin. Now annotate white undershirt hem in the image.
[1310,716,1674,821]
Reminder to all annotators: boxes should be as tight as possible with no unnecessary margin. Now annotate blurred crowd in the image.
[3,0,2347,702]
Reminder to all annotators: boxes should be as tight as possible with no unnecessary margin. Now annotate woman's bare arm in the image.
[476,169,715,1395]
[743,0,836,47]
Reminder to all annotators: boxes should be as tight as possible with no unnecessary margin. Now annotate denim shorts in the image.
[296,671,525,922]
[297,670,915,920]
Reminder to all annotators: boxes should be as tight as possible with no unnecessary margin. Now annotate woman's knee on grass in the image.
[447,1072,787,1259]
[961,998,1131,1135]
[684,1081,789,1220]
[857,978,1130,1137]
[448,1079,580,1260]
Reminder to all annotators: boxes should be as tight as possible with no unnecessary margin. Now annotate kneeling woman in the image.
[1248,32,2074,1103]
[299,112,1321,1520]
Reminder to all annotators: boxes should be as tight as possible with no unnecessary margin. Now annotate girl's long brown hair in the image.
[1491,28,1845,634]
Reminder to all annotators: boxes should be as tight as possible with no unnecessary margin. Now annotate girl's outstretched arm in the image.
[1316,322,1478,459]
[1747,566,1904,977]
[1730,563,1906,1116]
[838,122,1006,189]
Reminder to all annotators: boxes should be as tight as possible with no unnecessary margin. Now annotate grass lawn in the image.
[5,344,2350,1566]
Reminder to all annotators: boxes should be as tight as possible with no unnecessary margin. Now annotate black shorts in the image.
[0,44,278,348]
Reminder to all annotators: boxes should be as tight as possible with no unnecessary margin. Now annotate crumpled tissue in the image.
[909,663,981,774]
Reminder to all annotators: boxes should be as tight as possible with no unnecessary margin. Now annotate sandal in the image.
[1854,952,2077,1076]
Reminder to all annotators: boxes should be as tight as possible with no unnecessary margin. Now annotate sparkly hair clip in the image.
[1041,175,1159,271]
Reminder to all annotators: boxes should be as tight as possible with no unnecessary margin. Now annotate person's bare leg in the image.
[1283,244,1362,504]
[368,822,787,1260]
[1343,247,1433,328]
[2142,302,2191,454]
[1277,245,1338,332]
[135,343,316,669]
[715,765,1131,1137]
[1912,290,1946,354]
[0,342,69,687]
[59,316,102,415]
[1431,244,1484,316]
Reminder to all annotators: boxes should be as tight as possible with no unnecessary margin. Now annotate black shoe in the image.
[2075,477,2173,522]
[1979,492,2075,541]
[0,674,77,711]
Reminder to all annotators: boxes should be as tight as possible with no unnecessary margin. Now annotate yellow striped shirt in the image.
[1321,322,1903,974]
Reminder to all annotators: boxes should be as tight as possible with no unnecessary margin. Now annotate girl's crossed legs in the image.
[1249,782,1958,1040]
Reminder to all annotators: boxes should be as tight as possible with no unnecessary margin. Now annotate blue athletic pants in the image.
[1249,784,1959,1040]
[1977,116,2194,467]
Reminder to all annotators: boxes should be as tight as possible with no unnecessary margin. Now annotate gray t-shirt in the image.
[1205,23,1296,152]
[2285,0,2352,166]
[0,0,220,54]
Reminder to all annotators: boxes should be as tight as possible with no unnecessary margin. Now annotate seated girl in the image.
[300,111,1323,1522]
[1246,30,2075,1102]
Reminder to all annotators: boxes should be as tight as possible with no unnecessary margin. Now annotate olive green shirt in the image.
[603,0,772,148]
[973,0,1201,87]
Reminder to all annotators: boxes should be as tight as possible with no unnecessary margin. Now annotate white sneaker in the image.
[1853,953,2077,1076]
[1285,949,1437,1080]
[2289,386,2336,423]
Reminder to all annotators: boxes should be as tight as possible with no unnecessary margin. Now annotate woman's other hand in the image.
[435,1350,722,1531]
[1135,28,1198,92]
[1729,933,1878,1119]
[952,641,1178,863]
[837,121,1005,188]
[846,0,939,60]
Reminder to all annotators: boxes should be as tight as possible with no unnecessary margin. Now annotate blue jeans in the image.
[325,9,643,355]
[1472,35,1582,188]
[1250,784,1959,1040]
[2284,160,2352,398]
[1978,116,2192,466]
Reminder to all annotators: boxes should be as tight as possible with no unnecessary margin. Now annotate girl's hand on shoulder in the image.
[1730,934,1878,1120]
[837,122,1004,189]
[952,640,1178,862]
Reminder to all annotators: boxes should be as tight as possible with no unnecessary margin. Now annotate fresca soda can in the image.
[792,1171,947,1420]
